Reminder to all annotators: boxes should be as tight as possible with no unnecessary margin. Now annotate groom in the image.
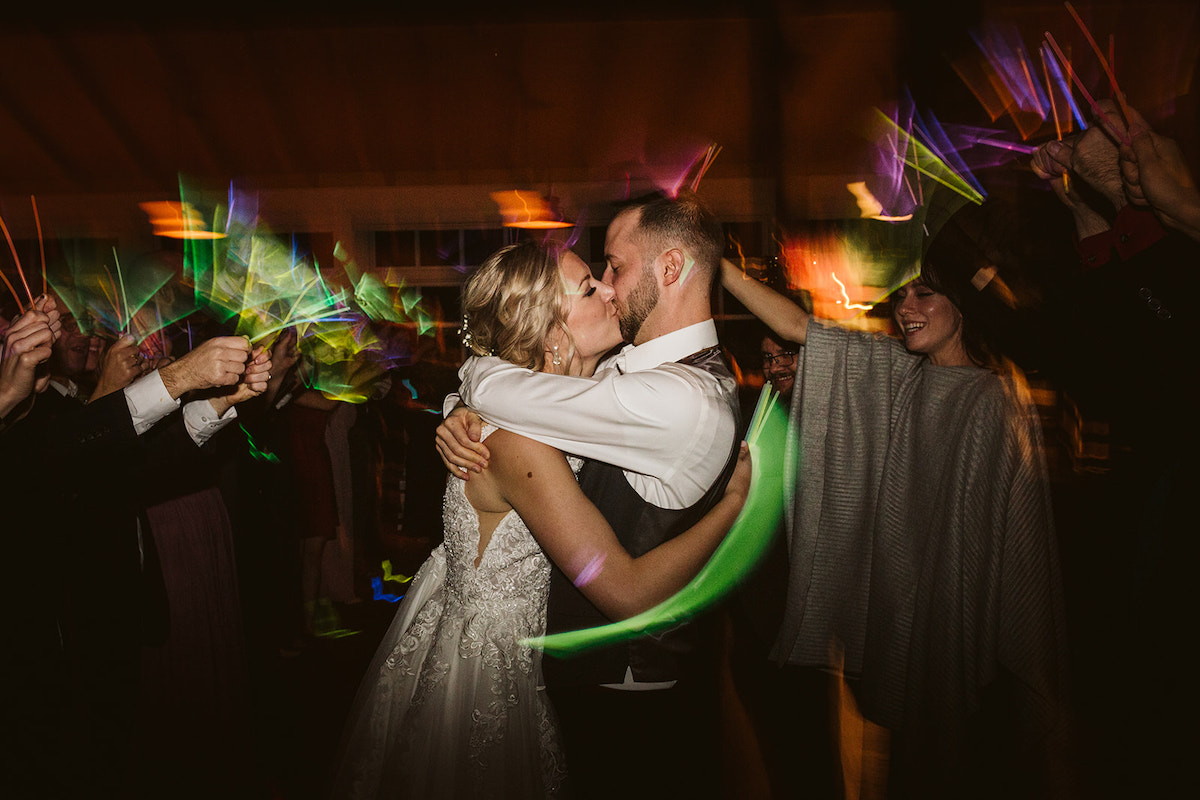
[438,189,740,798]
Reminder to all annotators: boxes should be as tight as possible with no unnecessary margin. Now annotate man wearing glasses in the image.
[761,331,798,401]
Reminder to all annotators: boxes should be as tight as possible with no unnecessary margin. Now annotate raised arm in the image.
[484,430,750,620]
[457,356,732,483]
[720,258,811,344]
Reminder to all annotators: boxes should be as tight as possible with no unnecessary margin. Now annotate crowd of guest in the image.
[1,296,271,797]
[0,294,457,798]
[1,95,1197,800]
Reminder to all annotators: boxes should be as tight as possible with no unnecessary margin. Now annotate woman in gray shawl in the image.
[721,236,1071,799]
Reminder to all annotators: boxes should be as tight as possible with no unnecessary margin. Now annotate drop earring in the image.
[552,343,562,367]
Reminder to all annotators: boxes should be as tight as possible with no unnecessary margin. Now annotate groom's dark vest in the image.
[543,346,740,686]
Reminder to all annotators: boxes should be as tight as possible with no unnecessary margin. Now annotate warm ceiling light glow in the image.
[490,190,572,229]
[510,220,573,229]
[139,200,226,240]
[155,230,227,240]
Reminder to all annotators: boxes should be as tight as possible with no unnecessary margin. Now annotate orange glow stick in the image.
[1044,32,1131,145]
[31,196,46,296]
[1040,49,1070,193]
[0,213,35,308]
[688,143,722,193]
[1063,1,1132,126]
[1040,49,1064,141]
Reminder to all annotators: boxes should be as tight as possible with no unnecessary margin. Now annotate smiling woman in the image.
[901,222,1007,369]
[890,279,968,366]
[720,211,1069,798]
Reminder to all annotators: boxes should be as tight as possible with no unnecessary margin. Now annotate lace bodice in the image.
[345,424,574,798]
[440,425,581,641]
[441,467,553,629]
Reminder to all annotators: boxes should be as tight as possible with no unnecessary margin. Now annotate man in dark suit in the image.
[2,307,270,799]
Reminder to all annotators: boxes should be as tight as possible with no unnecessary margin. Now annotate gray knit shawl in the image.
[772,322,1068,759]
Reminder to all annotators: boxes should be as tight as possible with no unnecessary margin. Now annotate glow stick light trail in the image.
[0,212,35,313]
[1044,32,1131,145]
[1064,1,1133,125]
[31,196,46,296]
[1039,41,1087,132]
[371,560,414,603]
[522,384,788,657]
[871,110,987,206]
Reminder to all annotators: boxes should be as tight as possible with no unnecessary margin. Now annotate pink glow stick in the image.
[1044,32,1132,145]
[1063,2,1133,126]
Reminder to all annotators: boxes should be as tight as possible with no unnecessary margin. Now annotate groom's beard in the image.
[618,265,659,344]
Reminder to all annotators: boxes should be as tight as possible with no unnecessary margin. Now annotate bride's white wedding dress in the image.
[331,426,570,799]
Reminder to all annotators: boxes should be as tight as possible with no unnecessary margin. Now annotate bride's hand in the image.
[435,404,489,479]
[723,441,752,507]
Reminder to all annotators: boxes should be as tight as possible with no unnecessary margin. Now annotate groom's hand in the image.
[435,404,489,480]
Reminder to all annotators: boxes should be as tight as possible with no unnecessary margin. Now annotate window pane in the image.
[418,230,462,267]
[462,229,505,266]
[375,231,417,266]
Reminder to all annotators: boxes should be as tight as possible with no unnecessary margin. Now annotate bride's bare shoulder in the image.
[485,429,572,482]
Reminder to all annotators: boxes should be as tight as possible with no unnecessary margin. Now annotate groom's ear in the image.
[659,248,686,287]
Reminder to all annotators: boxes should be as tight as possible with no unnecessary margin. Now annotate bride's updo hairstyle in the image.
[460,239,571,371]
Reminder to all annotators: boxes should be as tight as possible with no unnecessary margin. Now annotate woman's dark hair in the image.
[912,200,1018,369]
[916,252,995,368]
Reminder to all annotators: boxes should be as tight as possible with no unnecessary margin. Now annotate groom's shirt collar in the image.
[605,319,719,374]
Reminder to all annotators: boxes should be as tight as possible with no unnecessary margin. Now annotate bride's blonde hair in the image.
[460,239,575,372]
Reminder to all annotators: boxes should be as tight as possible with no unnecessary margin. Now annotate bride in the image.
[330,239,750,798]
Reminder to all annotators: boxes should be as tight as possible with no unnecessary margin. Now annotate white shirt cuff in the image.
[124,371,181,436]
[183,399,238,446]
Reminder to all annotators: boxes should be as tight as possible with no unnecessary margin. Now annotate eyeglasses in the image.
[762,351,798,367]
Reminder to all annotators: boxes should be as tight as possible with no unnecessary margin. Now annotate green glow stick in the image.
[241,424,280,464]
[112,248,130,335]
[247,304,346,344]
[522,384,789,657]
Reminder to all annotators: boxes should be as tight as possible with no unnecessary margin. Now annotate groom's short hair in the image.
[617,190,725,290]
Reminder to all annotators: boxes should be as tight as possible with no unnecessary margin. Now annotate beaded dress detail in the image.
[331,425,573,798]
